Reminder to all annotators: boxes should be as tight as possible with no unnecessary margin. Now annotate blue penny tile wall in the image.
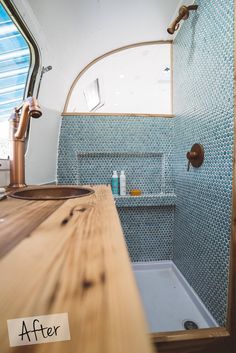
[173,0,234,326]
[115,194,176,208]
[77,152,164,194]
[57,115,174,194]
[118,206,174,262]
[57,115,175,261]
[57,0,234,325]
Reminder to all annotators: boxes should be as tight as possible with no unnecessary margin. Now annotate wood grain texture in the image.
[0,185,154,353]
[152,328,230,353]
[0,197,63,258]
[154,337,229,353]
[151,327,229,343]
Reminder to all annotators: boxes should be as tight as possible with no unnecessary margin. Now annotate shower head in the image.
[36,65,53,98]
[167,5,198,35]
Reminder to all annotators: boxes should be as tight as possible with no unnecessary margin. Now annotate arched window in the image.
[0,1,39,158]
[64,42,172,117]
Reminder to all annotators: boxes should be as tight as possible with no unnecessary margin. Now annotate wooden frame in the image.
[62,41,173,118]
[62,112,174,118]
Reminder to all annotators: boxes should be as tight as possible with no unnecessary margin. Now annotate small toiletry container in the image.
[111,171,119,195]
[119,171,126,196]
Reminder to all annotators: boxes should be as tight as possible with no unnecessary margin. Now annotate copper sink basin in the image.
[10,185,94,200]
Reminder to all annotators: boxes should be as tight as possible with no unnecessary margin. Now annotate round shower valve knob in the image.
[186,151,198,160]
[186,144,204,171]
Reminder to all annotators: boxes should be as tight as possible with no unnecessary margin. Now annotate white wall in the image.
[68,44,172,114]
[0,159,10,187]
[12,0,189,184]
[12,0,65,184]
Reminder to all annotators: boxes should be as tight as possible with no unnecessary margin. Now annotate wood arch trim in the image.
[61,112,175,118]
[63,40,172,114]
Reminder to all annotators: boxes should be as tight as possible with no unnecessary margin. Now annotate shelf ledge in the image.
[114,193,176,207]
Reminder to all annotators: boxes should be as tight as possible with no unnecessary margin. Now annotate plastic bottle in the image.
[111,171,119,195]
[119,171,126,196]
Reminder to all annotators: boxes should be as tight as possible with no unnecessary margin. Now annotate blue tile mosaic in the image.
[77,152,164,194]
[58,115,174,192]
[57,0,234,326]
[118,206,174,262]
[173,0,234,326]
[57,115,175,261]
[114,194,176,208]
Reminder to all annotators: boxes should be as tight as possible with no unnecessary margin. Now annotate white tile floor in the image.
[133,261,219,333]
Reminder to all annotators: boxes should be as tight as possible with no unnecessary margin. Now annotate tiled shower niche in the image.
[57,115,175,262]
[57,115,174,191]
[75,149,176,262]
[77,151,165,194]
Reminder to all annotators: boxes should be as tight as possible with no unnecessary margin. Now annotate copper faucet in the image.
[8,97,42,188]
[167,5,198,35]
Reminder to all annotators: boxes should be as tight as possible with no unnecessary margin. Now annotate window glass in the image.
[0,3,30,158]
[66,43,172,115]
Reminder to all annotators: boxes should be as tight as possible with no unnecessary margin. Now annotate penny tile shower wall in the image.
[57,0,234,327]
[57,115,175,261]
[173,0,234,326]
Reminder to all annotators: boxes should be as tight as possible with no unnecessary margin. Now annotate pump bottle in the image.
[111,171,119,195]
[119,171,126,196]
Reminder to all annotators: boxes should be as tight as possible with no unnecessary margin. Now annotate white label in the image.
[7,313,71,347]
[120,178,126,196]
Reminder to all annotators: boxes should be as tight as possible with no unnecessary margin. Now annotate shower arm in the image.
[167,5,198,35]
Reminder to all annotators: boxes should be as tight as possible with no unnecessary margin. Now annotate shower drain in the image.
[183,320,199,330]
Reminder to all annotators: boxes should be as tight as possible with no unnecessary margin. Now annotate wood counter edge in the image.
[0,185,155,353]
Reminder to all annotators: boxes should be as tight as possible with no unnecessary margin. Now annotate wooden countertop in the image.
[0,185,154,353]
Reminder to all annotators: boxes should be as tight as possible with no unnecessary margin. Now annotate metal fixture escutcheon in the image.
[186,143,204,171]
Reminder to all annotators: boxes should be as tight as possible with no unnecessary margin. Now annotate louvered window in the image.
[0,2,30,158]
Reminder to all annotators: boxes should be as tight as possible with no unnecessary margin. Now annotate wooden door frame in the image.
[149,1,236,352]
